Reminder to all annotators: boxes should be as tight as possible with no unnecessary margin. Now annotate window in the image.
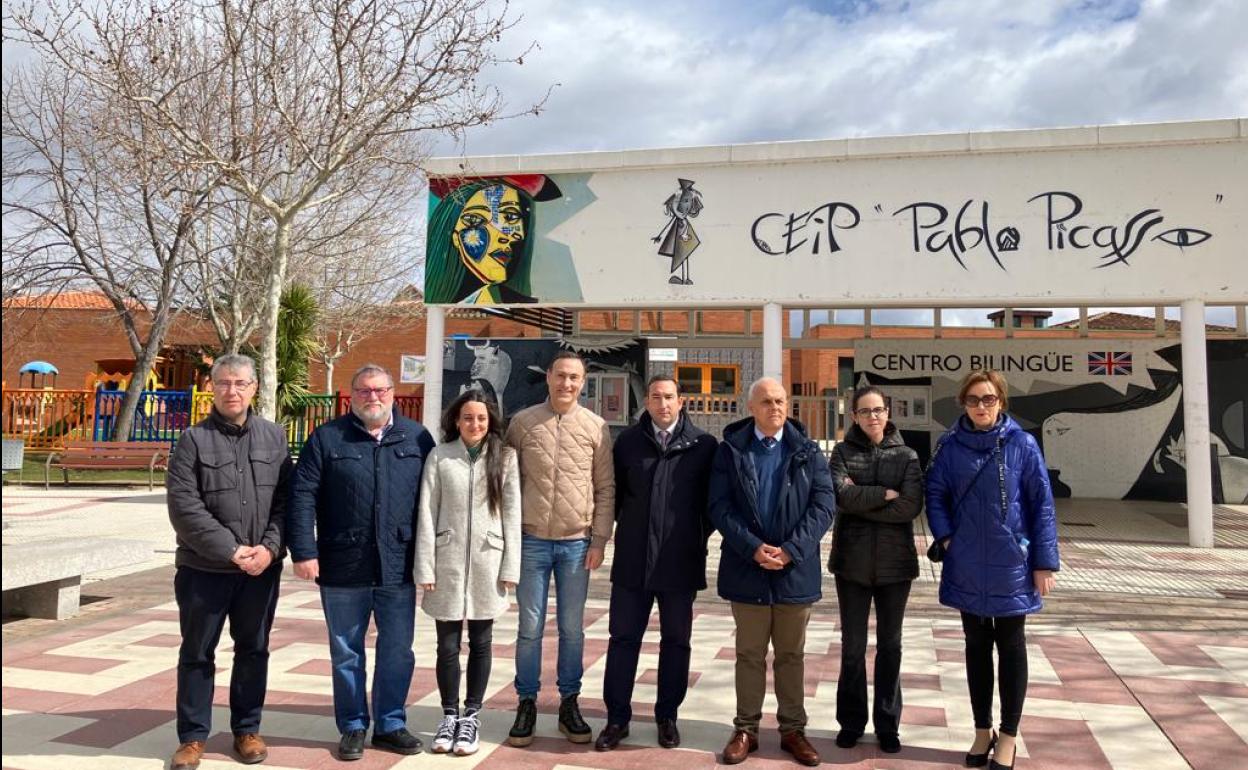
[675,363,740,395]
[676,365,703,396]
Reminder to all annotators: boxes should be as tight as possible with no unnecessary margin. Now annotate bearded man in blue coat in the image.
[288,364,436,761]
[708,377,835,767]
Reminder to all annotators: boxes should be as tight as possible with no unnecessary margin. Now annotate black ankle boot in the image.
[558,694,592,743]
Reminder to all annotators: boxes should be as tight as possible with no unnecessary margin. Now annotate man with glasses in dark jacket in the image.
[709,377,835,767]
[288,364,436,761]
[595,375,718,752]
[167,353,292,770]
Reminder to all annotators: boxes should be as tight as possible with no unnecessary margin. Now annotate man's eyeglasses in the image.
[353,386,394,398]
[963,394,1000,408]
[213,379,255,392]
[853,406,888,418]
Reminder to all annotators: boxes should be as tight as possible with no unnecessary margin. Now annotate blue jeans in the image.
[320,583,415,734]
[514,533,590,699]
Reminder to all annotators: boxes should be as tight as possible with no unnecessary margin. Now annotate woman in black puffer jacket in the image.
[827,385,923,754]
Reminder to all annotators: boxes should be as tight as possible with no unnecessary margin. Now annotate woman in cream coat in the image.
[416,391,521,755]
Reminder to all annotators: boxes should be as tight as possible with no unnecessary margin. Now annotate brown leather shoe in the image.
[233,733,269,764]
[722,729,759,765]
[171,741,205,770]
[780,730,820,767]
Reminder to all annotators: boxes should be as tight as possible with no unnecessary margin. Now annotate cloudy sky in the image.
[5,1,1242,325]
[445,0,1247,156]
[432,0,1245,326]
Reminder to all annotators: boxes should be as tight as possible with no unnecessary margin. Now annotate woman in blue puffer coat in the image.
[926,370,1059,770]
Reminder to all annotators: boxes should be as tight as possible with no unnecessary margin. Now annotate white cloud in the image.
[444,0,1248,156]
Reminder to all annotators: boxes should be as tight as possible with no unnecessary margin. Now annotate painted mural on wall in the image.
[855,339,1248,503]
[653,178,704,285]
[425,138,1245,307]
[441,337,647,429]
[425,175,563,305]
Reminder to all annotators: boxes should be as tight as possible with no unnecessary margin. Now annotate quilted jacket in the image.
[504,400,615,547]
[925,414,1060,617]
[414,438,522,621]
[708,417,836,605]
[827,422,922,587]
[286,411,436,587]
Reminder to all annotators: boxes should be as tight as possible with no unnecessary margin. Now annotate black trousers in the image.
[434,619,493,713]
[834,577,911,738]
[602,583,695,725]
[175,563,282,743]
[961,612,1028,736]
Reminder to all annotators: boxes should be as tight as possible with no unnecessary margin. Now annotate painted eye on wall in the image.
[1152,227,1211,248]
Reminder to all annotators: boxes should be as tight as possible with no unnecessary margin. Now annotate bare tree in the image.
[2,60,216,440]
[308,247,425,394]
[8,0,543,417]
[186,192,271,355]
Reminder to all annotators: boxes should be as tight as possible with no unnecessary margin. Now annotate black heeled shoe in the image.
[988,741,1016,770]
[965,731,997,768]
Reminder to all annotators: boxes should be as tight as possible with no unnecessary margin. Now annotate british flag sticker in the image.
[1088,351,1133,375]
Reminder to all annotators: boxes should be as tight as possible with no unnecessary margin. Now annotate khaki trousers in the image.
[730,601,813,735]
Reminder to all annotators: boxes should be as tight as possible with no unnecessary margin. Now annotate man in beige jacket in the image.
[505,351,615,747]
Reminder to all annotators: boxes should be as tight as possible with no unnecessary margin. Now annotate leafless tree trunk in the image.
[2,61,216,440]
[8,0,546,418]
[186,194,270,355]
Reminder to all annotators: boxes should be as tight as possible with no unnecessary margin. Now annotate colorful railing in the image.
[93,389,193,444]
[284,393,425,454]
[4,388,425,455]
[285,394,340,455]
[1,389,94,450]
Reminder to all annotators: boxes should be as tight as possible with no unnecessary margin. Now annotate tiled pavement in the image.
[2,489,1247,769]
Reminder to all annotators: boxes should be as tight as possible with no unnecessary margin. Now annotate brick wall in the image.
[2,306,538,396]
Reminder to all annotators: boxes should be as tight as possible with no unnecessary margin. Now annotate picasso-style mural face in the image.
[453,184,526,287]
[425,174,572,306]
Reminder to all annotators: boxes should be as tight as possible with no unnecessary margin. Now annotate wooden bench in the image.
[2,538,151,619]
[44,440,170,490]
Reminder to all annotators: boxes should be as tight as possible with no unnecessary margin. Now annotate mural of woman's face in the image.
[453,184,525,286]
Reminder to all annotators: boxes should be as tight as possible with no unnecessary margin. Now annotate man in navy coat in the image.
[288,364,436,761]
[595,375,718,751]
[708,377,835,767]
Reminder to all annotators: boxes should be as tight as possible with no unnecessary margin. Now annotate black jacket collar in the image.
[209,407,251,436]
[637,411,706,450]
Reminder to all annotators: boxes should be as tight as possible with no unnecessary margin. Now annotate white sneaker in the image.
[432,713,458,753]
[454,712,480,755]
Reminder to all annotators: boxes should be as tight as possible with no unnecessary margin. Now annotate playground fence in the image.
[2,388,424,455]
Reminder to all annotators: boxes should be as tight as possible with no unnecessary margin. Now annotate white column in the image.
[422,306,445,438]
[763,302,783,382]
[1180,299,1214,548]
